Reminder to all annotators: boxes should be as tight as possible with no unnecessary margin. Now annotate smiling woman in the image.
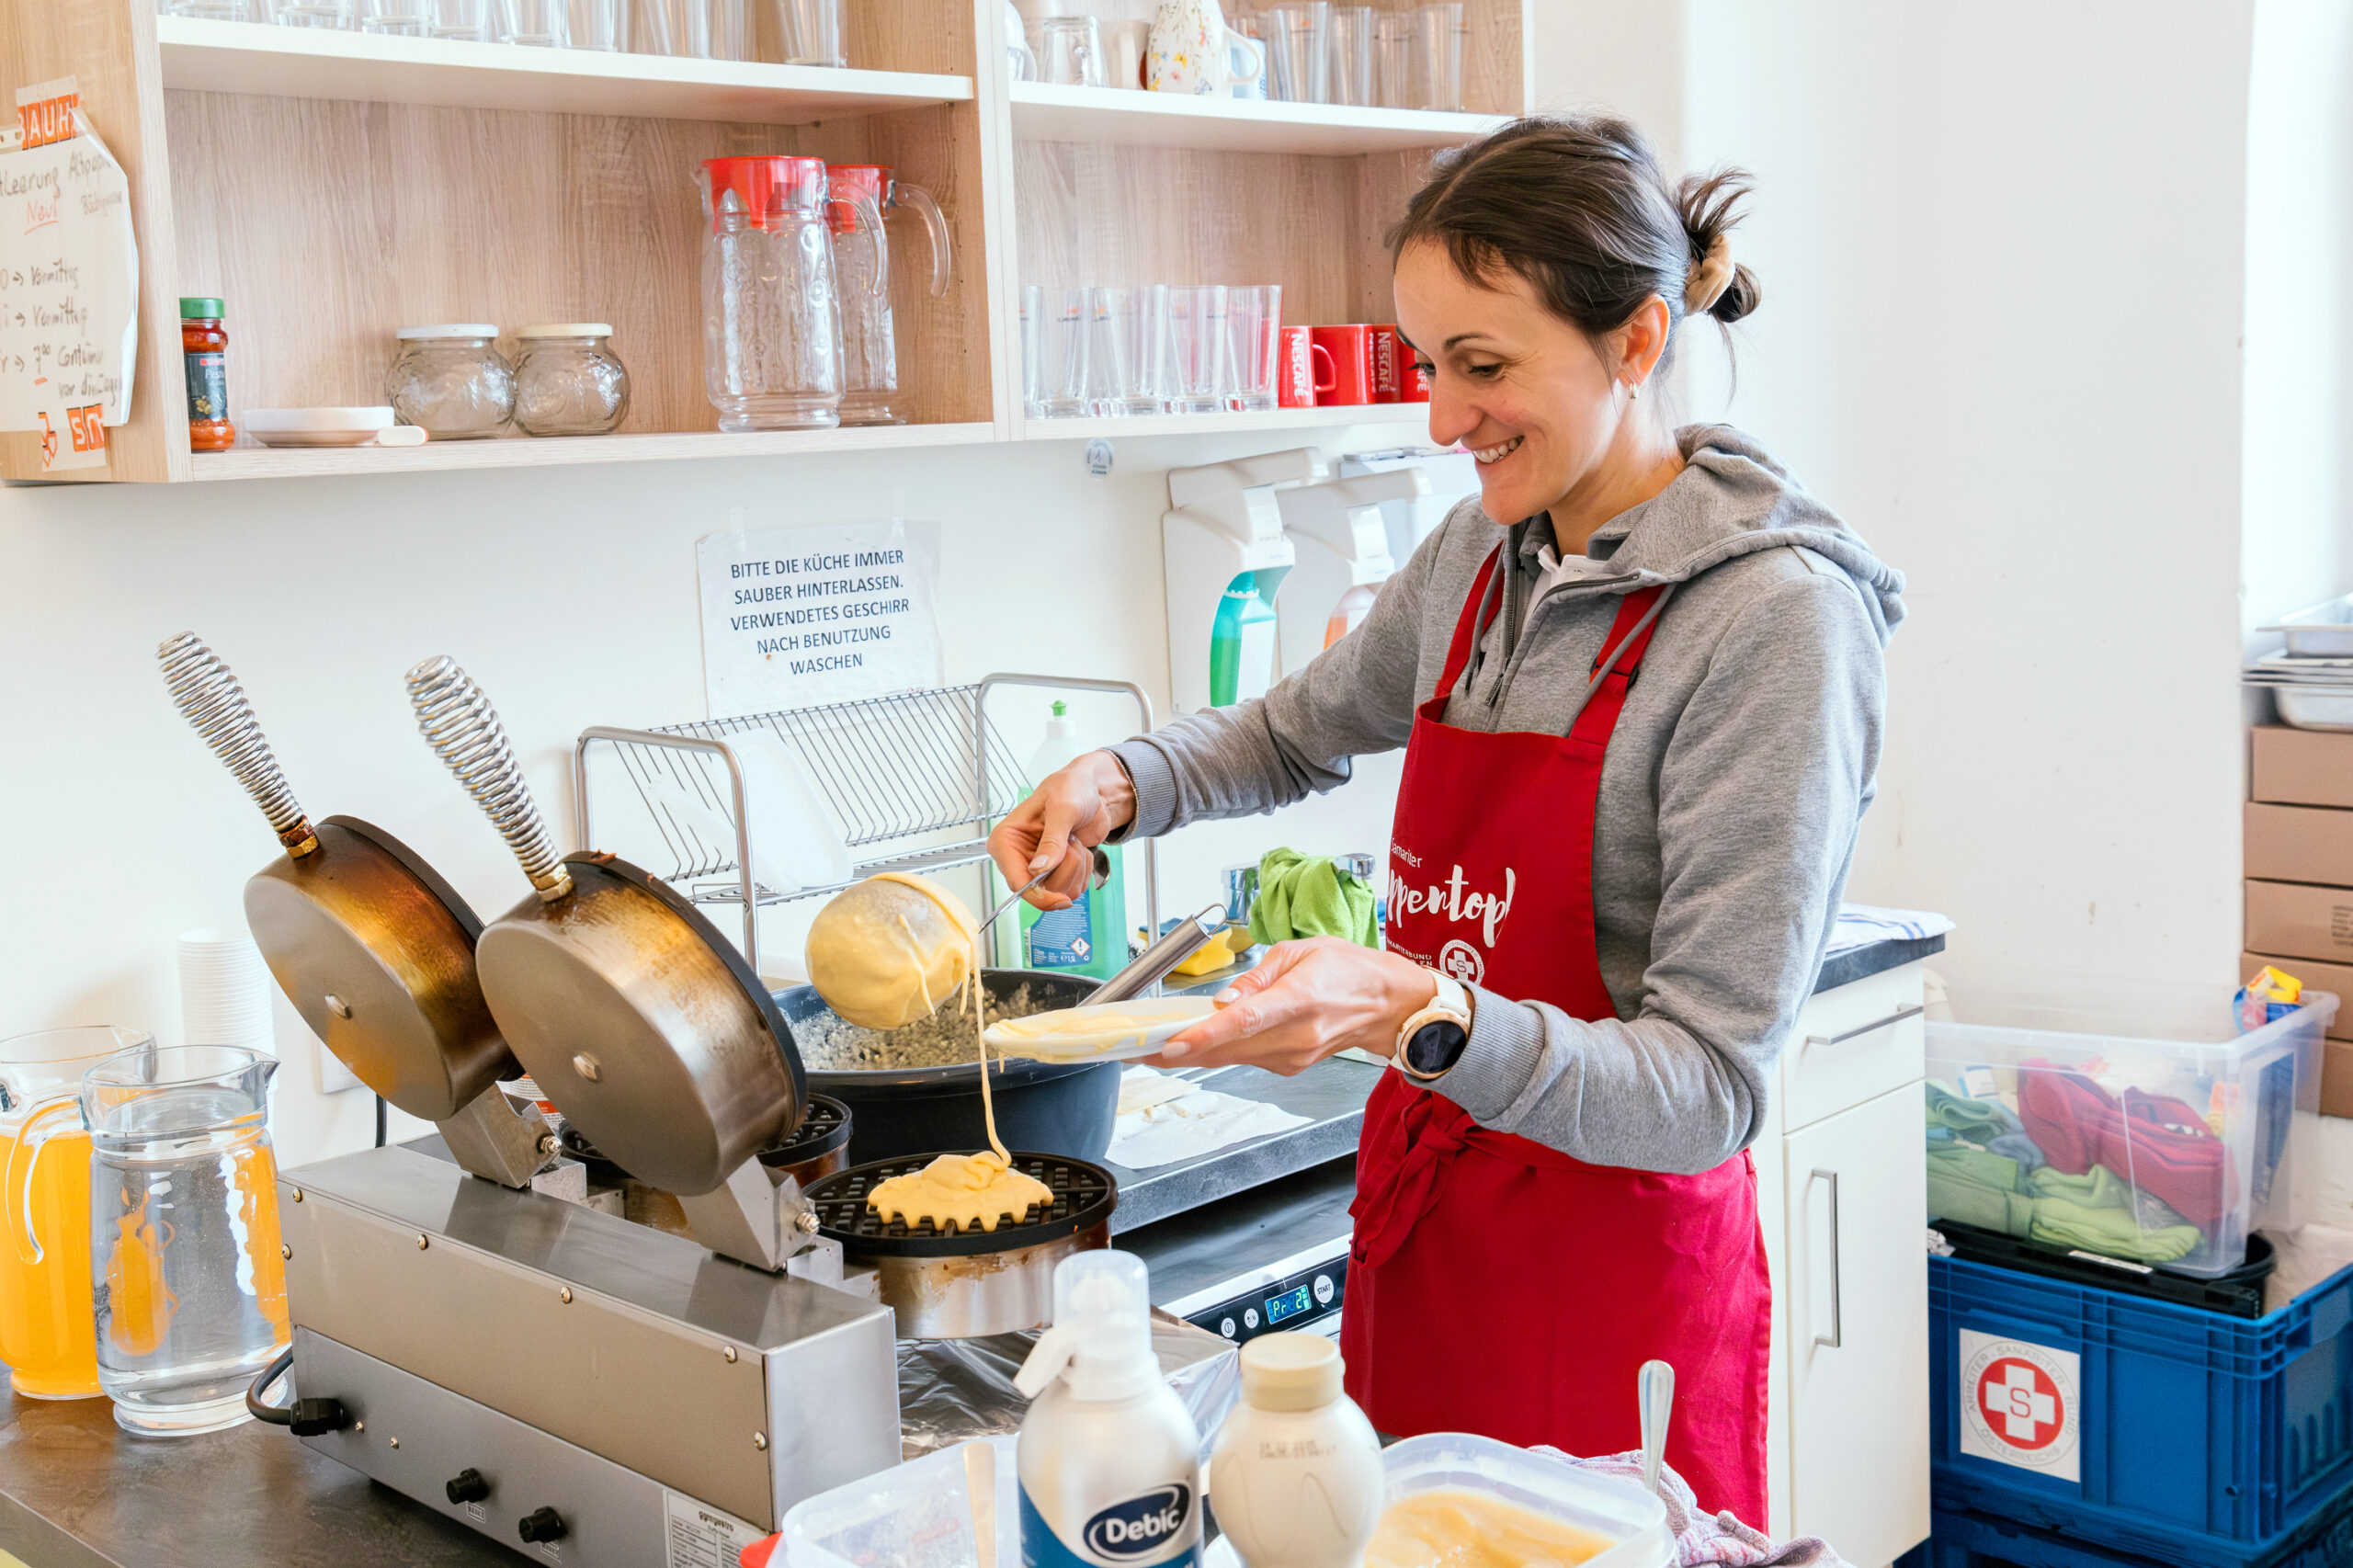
[986,113,1904,1526]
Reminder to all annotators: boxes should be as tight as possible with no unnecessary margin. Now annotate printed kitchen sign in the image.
[698,517,944,717]
[0,77,136,471]
[1958,1328,2081,1483]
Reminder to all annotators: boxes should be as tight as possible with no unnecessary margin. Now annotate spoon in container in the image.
[1638,1358,1676,1497]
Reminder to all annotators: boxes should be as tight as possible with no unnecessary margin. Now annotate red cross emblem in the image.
[1977,1357,2063,1449]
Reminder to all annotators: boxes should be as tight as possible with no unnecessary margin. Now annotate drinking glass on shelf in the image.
[1040,288,1092,417]
[1041,16,1107,87]
[1411,2,1466,111]
[773,0,845,66]
[173,0,255,17]
[1006,1,1038,80]
[1374,11,1412,108]
[358,0,431,33]
[427,0,495,39]
[265,0,357,26]
[1021,285,1046,417]
[1265,2,1330,103]
[1223,285,1280,413]
[1166,285,1229,415]
[640,0,744,58]
[1328,7,1374,107]
[500,0,568,45]
[568,0,628,50]
[1086,286,1168,417]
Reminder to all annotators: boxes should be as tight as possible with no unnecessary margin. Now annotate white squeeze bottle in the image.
[1014,1252,1202,1568]
[1207,1335,1384,1568]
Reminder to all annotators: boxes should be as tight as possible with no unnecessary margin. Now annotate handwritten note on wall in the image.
[0,78,137,470]
[697,518,946,718]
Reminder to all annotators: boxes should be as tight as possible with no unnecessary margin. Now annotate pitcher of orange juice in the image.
[80,1042,289,1436]
[0,1026,151,1401]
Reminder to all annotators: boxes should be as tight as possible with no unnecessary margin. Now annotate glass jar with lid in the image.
[510,324,631,437]
[384,324,514,439]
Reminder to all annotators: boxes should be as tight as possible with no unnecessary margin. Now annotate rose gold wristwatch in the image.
[1392,971,1473,1081]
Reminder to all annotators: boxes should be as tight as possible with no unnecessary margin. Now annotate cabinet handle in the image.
[1805,1004,1924,1048]
[1812,1167,1842,1349]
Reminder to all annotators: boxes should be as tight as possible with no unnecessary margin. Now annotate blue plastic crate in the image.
[1929,1253,2353,1566]
[1901,1499,2353,1568]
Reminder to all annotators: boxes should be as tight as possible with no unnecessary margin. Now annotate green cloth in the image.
[1927,1139,2203,1265]
[1927,1146,2039,1233]
[1249,848,1379,948]
[1925,1081,2018,1141]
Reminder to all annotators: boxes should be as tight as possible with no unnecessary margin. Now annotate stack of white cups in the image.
[176,928,277,1055]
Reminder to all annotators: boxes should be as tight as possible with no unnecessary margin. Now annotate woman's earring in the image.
[1626,379,1641,402]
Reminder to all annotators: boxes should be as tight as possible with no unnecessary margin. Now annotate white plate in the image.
[983,996,1218,1062]
[245,406,407,449]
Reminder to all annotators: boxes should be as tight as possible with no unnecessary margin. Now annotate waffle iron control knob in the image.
[517,1507,567,1543]
[445,1470,490,1506]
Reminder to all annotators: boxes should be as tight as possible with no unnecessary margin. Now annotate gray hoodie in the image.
[1111,426,1904,1174]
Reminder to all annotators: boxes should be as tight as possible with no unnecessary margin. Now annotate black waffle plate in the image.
[759,1094,851,1167]
[807,1152,1116,1256]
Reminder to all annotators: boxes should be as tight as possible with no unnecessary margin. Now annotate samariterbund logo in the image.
[1958,1329,2081,1483]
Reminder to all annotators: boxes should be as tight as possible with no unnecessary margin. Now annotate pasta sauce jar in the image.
[179,298,233,452]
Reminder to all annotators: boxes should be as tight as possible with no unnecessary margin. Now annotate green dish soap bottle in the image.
[1019,701,1128,982]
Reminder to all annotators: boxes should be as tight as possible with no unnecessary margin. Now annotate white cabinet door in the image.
[1782,1083,1929,1567]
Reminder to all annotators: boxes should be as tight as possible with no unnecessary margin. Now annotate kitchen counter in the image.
[0,930,1939,1566]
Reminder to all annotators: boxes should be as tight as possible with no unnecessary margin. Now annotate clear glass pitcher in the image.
[699,155,882,433]
[827,164,951,427]
[81,1043,290,1436]
[0,1026,150,1401]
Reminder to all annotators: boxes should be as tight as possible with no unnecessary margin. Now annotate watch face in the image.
[1407,1020,1468,1075]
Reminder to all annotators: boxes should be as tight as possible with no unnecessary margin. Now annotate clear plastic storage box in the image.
[1924,987,2336,1278]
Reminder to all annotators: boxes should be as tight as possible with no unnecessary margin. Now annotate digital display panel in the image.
[1265,1284,1314,1324]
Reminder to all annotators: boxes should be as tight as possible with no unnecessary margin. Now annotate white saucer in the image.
[983,996,1219,1062]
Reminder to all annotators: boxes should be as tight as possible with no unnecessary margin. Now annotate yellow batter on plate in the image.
[1365,1490,1613,1568]
[853,877,1052,1233]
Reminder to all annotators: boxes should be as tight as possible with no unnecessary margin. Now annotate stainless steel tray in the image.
[2259,595,2353,656]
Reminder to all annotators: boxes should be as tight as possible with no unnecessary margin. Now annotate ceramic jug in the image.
[1147,0,1266,96]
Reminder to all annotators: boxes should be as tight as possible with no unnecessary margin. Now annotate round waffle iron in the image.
[756,1095,853,1187]
[806,1152,1116,1338]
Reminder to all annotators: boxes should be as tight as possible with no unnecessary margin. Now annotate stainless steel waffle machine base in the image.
[278,1142,901,1566]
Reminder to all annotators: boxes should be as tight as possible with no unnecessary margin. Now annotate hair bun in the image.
[1675,167,1761,324]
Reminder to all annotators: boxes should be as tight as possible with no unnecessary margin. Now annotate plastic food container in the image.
[1925,986,2337,1278]
[779,1435,1016,1568]
[1361,1434,1675,1568]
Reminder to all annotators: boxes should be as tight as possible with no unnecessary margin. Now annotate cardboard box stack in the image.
[2246,725,2353,1116]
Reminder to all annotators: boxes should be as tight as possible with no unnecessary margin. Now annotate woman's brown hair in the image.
[1390,114,1760,372]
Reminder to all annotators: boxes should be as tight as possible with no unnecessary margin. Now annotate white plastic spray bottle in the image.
[1014,1251,1202,1568]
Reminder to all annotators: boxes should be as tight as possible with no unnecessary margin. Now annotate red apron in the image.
[1341,547,1772,1524]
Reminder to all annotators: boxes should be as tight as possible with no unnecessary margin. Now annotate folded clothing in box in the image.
[1925,988,2334,1278]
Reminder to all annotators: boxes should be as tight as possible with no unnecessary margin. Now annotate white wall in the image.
[0,422,1410,1167]
[1672,2,2261,1028]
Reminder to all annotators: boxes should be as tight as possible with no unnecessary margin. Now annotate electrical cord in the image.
[374,1094,386,1149]
[246,1347,296,1426]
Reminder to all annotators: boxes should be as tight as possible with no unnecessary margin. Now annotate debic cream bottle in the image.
[1014,1252,1201,1568]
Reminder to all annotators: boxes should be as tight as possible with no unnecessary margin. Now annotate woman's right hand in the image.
[986,751,1137,911]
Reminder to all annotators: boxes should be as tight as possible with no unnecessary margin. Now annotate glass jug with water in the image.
[0,1026,151,1401]
[826,164,951,426]
[698,155,884,432]
[80,1043,290,1435]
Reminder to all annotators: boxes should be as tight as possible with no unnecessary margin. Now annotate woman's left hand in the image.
[1145,937,1439,1075]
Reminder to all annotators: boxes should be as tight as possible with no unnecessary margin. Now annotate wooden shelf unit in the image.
[0,0,1526,483]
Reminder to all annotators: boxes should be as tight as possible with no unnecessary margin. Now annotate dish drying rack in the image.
[574,674,1158,975]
